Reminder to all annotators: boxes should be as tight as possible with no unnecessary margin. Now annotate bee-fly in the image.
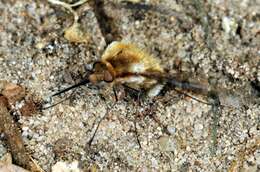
[51,41,210,102]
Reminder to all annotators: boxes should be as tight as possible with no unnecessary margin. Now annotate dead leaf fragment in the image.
[2,83,25,104]
[0,96,45,172]
[64,23,90,43]
[20,100,38,116]
[0,153,30,172]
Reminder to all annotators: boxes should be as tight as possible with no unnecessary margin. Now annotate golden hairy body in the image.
[89,41,165,97]
[101,41,164,75]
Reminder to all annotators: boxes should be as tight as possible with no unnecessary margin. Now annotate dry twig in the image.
[0,92,44,171]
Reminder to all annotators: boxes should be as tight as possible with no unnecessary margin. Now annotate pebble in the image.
[166,125,176,135]
[158,136,177,152]
[194,123,203,131]
[222,16,238,37]
[51,161,81,172]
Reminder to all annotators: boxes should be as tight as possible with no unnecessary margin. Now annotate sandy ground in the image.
[0,0,259,171]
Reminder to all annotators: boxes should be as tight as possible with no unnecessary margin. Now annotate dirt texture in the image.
[0,0,259,171]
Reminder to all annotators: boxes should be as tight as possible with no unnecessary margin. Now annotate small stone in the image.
[166,125,176,135]
[222,16,238,37]
[51,161,81,172]
[151,157,159,169]
[177,49,187,59]
[194,123,203,131]
[35,41,47,49]
[158,136,177,152]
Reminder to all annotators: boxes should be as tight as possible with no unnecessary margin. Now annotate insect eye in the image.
[93,61,106,72]
[104,70,113,82]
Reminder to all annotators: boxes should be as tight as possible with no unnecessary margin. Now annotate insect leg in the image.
[134,118,142,149]
[113,86,118,102]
